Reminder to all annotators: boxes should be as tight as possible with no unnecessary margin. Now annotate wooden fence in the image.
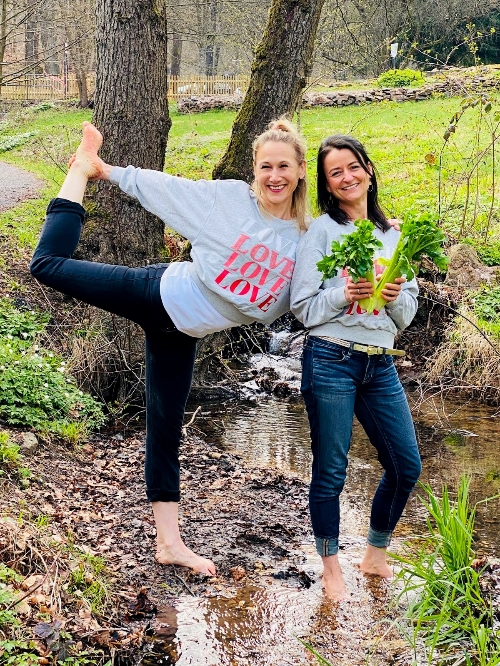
[0,74,95,101]
[0,74,251,102]
[168,75,250,99]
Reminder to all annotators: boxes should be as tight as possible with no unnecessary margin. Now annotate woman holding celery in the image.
[291,135,422,601]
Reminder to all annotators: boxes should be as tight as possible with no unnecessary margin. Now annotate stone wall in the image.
[176,73,500,114]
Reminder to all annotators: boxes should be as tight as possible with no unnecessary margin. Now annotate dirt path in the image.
[0,160,44,212]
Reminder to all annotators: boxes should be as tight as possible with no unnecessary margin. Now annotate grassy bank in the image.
[1,95,499,432]
[1,94,500,243]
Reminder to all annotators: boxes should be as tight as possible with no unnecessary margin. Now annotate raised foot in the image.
[155,542,216,576]
[69,122,104,179]
[81,121,103,154]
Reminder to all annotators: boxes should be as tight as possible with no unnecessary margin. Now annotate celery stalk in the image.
[359,212,448,314]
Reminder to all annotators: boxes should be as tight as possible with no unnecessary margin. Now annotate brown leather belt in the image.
[317,335,406,357]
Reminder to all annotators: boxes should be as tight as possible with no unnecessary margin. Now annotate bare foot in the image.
[69,122,105,179]
[156,541,216,576]
[322,554,351,602]
[359,544,393,578]
[81,121,103,154]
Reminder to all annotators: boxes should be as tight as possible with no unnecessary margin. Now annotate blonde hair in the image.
[252,117,309,231]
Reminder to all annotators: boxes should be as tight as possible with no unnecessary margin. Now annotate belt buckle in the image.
[365,345,380,355]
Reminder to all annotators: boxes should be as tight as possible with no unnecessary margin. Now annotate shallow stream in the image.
[149,346,500,665]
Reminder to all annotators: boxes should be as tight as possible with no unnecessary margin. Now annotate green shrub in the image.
[377,68,425,88]
[30,101,57,113]
[0,132,38,153]
[0,298,105,436]
[465,239,500,266]
[0,431,21,466]
[471,285,500,323]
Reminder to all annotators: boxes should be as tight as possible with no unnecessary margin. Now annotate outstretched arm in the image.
[61,122,113,203]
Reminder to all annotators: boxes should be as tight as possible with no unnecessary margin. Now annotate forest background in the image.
[1,0,500,101]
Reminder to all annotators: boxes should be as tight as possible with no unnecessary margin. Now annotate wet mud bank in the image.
[3,382,500,664]
[0,426,315,664]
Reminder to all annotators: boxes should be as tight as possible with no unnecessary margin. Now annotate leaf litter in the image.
[0,425,321,663]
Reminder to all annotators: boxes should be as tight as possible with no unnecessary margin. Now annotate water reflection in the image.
[199,391,500,552]
[162,391,499,664]
[149,561,404,666]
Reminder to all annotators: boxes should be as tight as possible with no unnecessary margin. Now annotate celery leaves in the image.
[316,214,449,315]
[316,219,383,282]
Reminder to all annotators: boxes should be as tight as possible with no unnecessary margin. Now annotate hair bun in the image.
[268,117,293,133]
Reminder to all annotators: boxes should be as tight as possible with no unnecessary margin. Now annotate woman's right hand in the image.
[344,277,373,303]
[68,121,111,181]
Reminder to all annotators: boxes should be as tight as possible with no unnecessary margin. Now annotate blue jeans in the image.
[30,198,198,503]
[301,335,421,557]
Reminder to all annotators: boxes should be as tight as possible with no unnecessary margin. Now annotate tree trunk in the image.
[80,0,171,266]
[171,32,182,76]
[76,69,89,107]
[0,0,7,94]
[75,1,171,402]
[212,0,325,183]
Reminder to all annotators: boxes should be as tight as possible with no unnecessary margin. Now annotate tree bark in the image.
[75,1,171,402]
[0,0,7,93]
[171,31,182,77]
[75,68,89,107]
[212,0,325,183]
[80,0,171,267]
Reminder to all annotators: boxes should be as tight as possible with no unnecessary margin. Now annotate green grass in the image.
[393,477,500,665]
[1,96,500,244]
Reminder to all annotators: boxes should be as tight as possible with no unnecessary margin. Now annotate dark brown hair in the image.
[317,134,389,231]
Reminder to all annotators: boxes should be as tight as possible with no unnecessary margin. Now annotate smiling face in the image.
[323,147,372,214]
[253,141,306,219]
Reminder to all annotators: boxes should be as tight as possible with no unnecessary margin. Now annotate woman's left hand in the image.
[387,218,401,231]
[380,276,406,303]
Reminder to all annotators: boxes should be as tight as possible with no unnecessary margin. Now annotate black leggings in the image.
[30,198,197,502]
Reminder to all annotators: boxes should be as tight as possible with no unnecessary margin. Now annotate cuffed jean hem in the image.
[147,490,181,503]
[315,536,339,557]
[367,526,392,548]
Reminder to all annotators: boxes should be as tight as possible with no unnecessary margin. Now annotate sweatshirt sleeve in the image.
[290,224,350,327]
[110,165,218,242]
[384,277,419,330]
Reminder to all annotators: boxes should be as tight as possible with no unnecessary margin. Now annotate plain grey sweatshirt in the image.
[110,166,301,325]
[290,214,418,349]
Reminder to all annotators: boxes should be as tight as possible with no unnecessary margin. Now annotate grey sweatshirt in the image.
[110,166,301,325]
[290,214,418,348]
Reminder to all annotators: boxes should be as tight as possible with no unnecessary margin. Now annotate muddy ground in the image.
[1,422,322,663]
[3,413,437,666]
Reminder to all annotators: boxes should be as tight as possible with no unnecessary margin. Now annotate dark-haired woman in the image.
[291,135,421,601]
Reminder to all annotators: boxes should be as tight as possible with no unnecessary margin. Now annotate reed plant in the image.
[394,476,500,665]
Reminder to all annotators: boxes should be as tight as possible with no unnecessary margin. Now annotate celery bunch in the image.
[359,212,449,313]
[316,219,383,283]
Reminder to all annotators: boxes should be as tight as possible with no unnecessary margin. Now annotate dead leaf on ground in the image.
[230,566,246,582]
[125,588,157,618]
